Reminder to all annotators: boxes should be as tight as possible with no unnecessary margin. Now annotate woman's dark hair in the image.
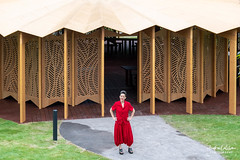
[120,90,127,96]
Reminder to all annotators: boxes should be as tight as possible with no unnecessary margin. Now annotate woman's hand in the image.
[127,117,132,121]
[113,117,117,121]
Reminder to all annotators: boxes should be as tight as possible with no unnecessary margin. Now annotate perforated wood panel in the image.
[42,33,71,108]
[216,35,227,91]
[192,29,201,103]
[203,31,214,97]
[170,32,187,101]
[141,29,151,102]
[155,29,167,102]
[25,39,39,106]
[2,33,18,100]
[74,30,100,105]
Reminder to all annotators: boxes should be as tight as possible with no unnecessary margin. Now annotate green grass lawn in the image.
[0,118,108,160]
[161,115,240,160]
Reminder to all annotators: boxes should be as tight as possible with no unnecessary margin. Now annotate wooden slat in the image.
[0,35,2,99]
[224,39,228,93]
[200,30,204,103]
[72,31,75,106]
[137,31,142,103]
[150,27,155,114]
[19,32,26,123]
[186,27,193,114]
[100,27,105,117]
[64,29,68,119]
[213,34,217,97]
[167,30,171,103]
[38,37,42,109]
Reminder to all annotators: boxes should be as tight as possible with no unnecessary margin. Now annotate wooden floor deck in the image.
[0,57,239,123]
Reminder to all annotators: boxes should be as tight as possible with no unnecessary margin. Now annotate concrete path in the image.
[60,116,224,160]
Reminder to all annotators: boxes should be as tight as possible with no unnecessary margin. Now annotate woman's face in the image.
[119,94,126,102]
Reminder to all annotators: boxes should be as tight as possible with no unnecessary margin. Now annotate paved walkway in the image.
[60,116,224,160]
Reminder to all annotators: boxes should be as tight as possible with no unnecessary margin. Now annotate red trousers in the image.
[114,120,133,146]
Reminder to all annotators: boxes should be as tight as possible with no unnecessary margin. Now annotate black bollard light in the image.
[53,109,58,141]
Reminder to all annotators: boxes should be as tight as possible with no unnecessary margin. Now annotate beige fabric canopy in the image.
[0,0,240,37]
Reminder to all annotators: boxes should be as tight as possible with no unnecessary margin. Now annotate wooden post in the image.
[100,27,105,117]
[0,35,2,99]
[167,30,171,103]
[19,32,26,123]
[71,31,75,106]
[224,39,228,93]
[229,30,237,115]
[137,31,142,103]
[150,27,155,114]
[38,37,42,109]
[213,34,217,97]
[200,30,204,103]
[219,29,237,115]
[186,27,193,114]
[64,29,68,119]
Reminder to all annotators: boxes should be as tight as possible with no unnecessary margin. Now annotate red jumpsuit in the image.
[111,100,134,147]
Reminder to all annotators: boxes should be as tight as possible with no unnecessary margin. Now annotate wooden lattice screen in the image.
[2,33,18,101]
[42,33,72,108]
[170,32,187,101]
[216,35,227,92]
[74,30,100,105]
[155,29,167,102]
[203,31,214,98]
[141,28,151,102]
[25,38,39,106]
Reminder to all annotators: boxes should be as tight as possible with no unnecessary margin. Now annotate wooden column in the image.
[64,29,68,119]
[71,31,75,106]
[0,35,2,99]
[229,30,237,115]
[19,32,26,123]
[213,34,217,97]
[224,39,228,93]
[38,37,42,109]
[200,30,204,103]
[220,29,237,115]
[186,27,193,114]
[167,30,171,103]
[137,31,142,103]
[100,27,105,117]
[150,27,155,114]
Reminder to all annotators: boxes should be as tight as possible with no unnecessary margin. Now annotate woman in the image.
[110,90,135,155]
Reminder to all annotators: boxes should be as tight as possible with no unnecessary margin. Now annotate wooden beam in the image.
[64,29,68,119]
[100,27,105,117]
[224,39,228,93]
[186,27,193,114]
[38,37,42,109]
[0,35,2,99]
[19,32,26,123]
[167,30,171,103]
[71,31,75,106]
[150,26,155,114]
[213,34,217,97]
[200,30,204,103]
[137,31,142,103]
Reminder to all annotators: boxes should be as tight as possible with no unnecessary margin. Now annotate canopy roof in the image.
[0,0,240,37]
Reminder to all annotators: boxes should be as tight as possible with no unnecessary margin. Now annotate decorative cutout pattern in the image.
[2,34,18,100]
[25,40,39,99]
[203,32,213,96]
[142,30,151,101]
[170,32,187,100]
[216,36,226,89]
[75,32,100,105]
